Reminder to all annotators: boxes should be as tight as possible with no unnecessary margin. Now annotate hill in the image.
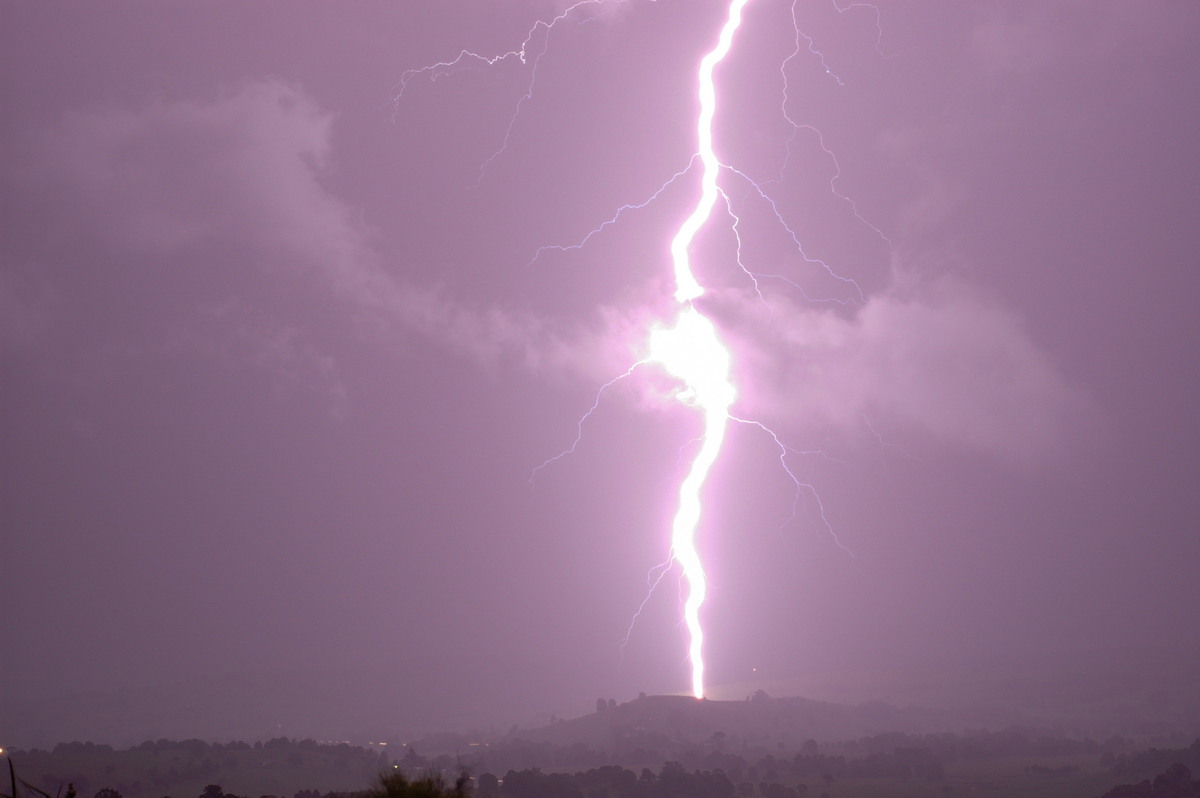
[511,693,950,751]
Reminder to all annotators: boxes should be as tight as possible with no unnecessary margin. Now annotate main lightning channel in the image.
[648,0,750,700]
[398,0,877,708]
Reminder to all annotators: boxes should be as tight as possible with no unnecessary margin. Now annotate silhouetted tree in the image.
[365,771,468,798]
[476,773,499,798]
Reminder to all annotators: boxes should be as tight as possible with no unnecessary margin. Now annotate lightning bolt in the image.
[643,0,749,700]
[402,0,880,702]
[393,0,637,185]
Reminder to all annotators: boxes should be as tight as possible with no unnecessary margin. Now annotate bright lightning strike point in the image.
[404,0,870,705]
[647,308,734,699]
[649,0,750,700]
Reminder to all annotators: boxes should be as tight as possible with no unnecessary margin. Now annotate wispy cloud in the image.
[28,80,596,387]
[24,78,1093,459]
[718,273,1096,462]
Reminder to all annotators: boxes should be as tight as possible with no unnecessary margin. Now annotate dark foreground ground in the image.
[7,695,1200,798]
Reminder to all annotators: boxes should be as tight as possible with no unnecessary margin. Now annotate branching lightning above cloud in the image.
[398,0,884,700]
[394,0,642,185]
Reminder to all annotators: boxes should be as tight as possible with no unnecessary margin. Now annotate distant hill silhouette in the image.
[512,692,950,749]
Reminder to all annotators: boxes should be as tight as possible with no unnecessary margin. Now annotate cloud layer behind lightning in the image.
[6,0,1199,746]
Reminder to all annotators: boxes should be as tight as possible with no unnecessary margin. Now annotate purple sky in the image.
[3,1,1199,746]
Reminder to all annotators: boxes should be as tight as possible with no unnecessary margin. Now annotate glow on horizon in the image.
[650,0,751,700]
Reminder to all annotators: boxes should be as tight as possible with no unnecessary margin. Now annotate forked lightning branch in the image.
[398,0,857,700]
